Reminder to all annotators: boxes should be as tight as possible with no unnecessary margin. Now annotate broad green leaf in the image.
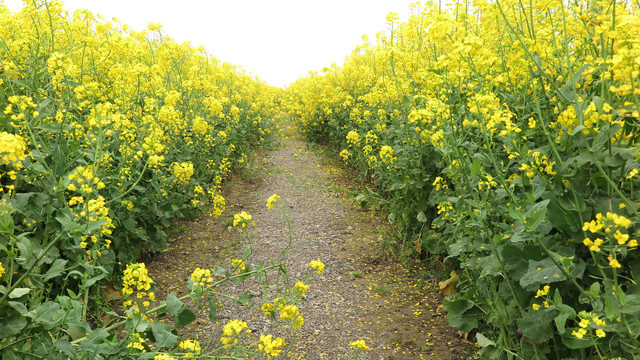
[416,211,427,223]
[0,310,27,339]
[553,304,576,334]
[0,213,14,236]
[561,330,593,349]
[175,308,196,328]
[166,293,185,316]
[526,199,549,231]
[444,298,482,332]
[517,309,557,343]
[9,287,31,298]
[476,333,496,347]
[54,338,76,358]
[44,259,68,281]
[151,321,178,348]
[623,314,640,336]
[519,258,565,290]
[620,294,640,315]
[34,301,64,330]
[7,301,27,314]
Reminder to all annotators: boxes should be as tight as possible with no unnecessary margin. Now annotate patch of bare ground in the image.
[146,132,475,359]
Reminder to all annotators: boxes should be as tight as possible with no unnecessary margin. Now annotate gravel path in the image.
[147,132,472,359]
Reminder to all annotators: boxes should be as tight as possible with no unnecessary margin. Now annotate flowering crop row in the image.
[285,0,640,358]
[0,1,280,358]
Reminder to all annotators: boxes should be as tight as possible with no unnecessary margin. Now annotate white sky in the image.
[2,0,419,88]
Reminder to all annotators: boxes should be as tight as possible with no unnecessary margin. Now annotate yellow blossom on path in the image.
[233,211,253,227]
[309,260,325,274]
[349,339,370,350]
[266,193,280,209]
[258,334,286,359]
[231,259,246,272]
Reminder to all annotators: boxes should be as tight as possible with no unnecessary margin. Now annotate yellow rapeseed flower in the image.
[233,211,253,227]
[349,339,370,350]
[258,334,286,359]
[266,193,280,209]
[309,260,325,274]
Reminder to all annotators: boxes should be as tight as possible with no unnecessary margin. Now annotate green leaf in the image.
[620,294,640,315]
[623,314,640,336]
[417,211,428,223]
[476,333,496,347]
[175,308,196,328]
[526,199,549,231]
[237,293,255,305]
[561,330,593,349]
[517,309,557,343]
[444,298,483,332]
[34,301,65,330]
[9,287,31,298]
[7,301,27,314]
[554,304,576,334]
[54,338,76,358]
[0,212,14,236]
[519,258,566,290]
[471,157,481,176]
[44,259,68,281]
[166,293,185,316]
[0,310,27,339]
[82,270,107,289]
[151,322,178,348]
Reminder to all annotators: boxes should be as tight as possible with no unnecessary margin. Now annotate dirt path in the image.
[147,132,473,359]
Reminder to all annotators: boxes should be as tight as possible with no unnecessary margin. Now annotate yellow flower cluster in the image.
[346,130,361,147]
[379,145,395,164]
[121,263,155,312]
[153,355,177,360]
[220,319,250,347]
[582,213,637,265]
[279,304,304,330]
[231,259,246,273]
[233,211,253,228]
[209,191,226,218]
[171,161,194,185]
[309,259,325,274]
[349,339,370,350]
[126,333,147,352]
[178,339,201,357]
[190,267,214,288]
[572,313,607,339]
[531,285,551,311]
[66,165,106,193]
[266,193,280,209]
[294,281,310,297]
[258,334,286,359]
[0,261,5,279]
[339,149,352,161]
[0,132,27,169]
